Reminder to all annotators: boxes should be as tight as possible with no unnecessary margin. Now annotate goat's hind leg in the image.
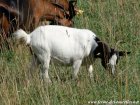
[28,54,40,79]
[27,54,40,86]
[41,55,51,83]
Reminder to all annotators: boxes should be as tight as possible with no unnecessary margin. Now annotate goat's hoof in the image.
[44,78,52,85]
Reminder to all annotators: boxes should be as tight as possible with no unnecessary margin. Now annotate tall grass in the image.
[0,0,140,105]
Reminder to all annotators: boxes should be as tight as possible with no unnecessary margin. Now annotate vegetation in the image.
[0,0,140,105]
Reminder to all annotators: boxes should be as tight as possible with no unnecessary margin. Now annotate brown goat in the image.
[0,13,9,36]
[50,0,77,19]
[29,0,73,28]
[0,0,79,50]
[0,0,76,33]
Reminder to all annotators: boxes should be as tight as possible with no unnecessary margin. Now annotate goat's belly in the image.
[50,45,87,65]
[51,57,73,66]
[51,52,78,64]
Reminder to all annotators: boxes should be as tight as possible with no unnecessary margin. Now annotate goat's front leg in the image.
[111,64,115,75]
[88,65,93,78]
[72,59,82,79]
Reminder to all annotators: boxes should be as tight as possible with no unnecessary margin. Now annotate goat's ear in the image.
[119,51,131,56]
[95,37,101,42]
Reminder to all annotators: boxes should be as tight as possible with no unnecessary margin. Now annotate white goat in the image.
[13,25,130,82]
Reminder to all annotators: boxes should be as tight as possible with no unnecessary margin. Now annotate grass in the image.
[0,0,140,105]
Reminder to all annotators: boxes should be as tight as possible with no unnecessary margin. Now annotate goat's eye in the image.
[116,58,119,64]
[96,53,101,56]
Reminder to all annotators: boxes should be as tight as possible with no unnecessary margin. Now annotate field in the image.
[0,0,140,105]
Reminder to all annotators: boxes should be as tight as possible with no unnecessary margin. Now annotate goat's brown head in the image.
[94,41,130,74]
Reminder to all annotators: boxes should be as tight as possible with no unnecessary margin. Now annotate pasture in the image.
[0,0,140,105]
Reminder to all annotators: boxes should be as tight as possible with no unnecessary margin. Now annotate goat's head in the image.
[94,41,130,74]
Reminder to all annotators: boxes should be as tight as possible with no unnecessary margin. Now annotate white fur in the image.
[88,65,93,78]
[14,25,98,82]
[14,29,30,45]
[109,54,117,74]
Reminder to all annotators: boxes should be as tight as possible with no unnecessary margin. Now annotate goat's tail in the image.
[13,29,31,45]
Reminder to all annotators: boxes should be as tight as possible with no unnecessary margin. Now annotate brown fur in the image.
[0,0,76,35]
[0,0,78,50]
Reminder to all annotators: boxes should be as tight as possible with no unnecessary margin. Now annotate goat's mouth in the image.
[105,63,116,75]
[101,61,116,75]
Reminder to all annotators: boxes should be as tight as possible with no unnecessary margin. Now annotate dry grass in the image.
[0,0,140,105]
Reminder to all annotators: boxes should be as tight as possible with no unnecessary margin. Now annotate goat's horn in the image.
[114,40,123,49]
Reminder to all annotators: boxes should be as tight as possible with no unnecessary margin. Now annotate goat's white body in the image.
[14,25,98,82]
[30,26,97,64]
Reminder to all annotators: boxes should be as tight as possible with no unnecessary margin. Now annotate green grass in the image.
[0,0,140,105]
